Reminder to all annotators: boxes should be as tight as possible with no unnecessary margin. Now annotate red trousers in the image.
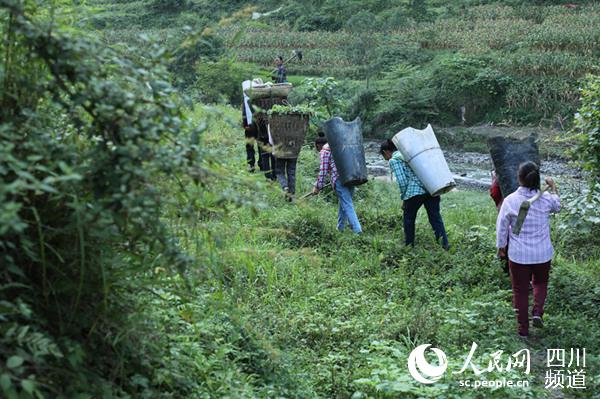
[509,260,551,336]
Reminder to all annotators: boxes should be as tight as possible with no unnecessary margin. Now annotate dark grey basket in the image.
[268,113,309,158]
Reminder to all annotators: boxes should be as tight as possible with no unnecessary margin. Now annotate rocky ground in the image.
[363,140,586,195]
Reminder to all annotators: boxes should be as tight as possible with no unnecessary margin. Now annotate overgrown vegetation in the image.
[89,0,600,136]
[0,1,299,397]
[2,1,600,398]
[559,73,600,235]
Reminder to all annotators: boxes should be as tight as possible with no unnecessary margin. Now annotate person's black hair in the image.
[315,131,327,145]
[518,161,541,190]
[380,139,397,155]
[277,55,284,62]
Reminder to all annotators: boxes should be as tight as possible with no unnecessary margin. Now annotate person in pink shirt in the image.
[496,161,560,337]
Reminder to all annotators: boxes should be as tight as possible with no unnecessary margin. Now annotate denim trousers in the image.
[334,181,362,233]
[402,194,448,246]
[274,157,298,194]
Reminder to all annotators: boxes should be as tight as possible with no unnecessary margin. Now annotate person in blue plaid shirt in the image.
[380,139,449,249]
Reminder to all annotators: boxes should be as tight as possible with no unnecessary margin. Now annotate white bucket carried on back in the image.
[392,124,456,196]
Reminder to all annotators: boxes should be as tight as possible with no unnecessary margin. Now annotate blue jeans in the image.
[402,194,448,247]
[335,181,362,233]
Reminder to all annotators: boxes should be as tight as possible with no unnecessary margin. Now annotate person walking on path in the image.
[268,121,298,200]
[496,161,560,337]
[242,80,274,179]
[312,143,362,233]
[380,140,449,249]
[242,102,260,172]
[274,157,298,201]
[241,80,259,172]
[255,116,276,181]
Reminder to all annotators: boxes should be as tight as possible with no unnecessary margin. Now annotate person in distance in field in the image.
[273,55,287,83]
[380,139,449,250]
[241,100,258,172]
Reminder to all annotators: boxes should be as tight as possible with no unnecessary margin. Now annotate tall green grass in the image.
[172,105,600,398]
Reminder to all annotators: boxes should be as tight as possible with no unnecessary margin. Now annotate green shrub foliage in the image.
[573,74,600,185]
[0,1,226,397]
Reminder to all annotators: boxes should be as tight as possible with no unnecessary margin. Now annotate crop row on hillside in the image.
[235,47,368,68]
[224,3,599,74]
[228,29,415,49]
[233,42,597,80]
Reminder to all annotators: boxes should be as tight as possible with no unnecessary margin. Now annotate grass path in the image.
[186,107,600,398]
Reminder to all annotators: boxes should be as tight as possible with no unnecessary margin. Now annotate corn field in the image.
[224,4,600,76]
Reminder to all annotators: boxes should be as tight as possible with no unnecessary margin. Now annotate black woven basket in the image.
[488,135,540,197]
[268,112,309,158]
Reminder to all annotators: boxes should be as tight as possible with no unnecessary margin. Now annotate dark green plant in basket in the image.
[268,104,315,116]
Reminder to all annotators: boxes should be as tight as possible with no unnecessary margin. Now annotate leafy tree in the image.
[170,29,226,88]
[430,54,511,124]
[344,10,377,32]
[408,0,430,22]
[195,58,257,104]
[0,0,219,396]
[373,67,438,135]
[573,74,600,185]
[559,74,600,233]
[302,77,348,120]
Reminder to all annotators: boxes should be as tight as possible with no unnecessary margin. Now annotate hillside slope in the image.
[88,0,599,133]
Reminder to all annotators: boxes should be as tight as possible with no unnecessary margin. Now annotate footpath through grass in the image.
[165,106,600,398]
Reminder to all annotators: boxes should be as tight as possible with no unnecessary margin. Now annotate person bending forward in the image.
[380,140,449,249]
[313,143,362,233]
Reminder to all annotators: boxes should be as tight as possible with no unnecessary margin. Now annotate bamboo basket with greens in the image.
[268,105,313,158]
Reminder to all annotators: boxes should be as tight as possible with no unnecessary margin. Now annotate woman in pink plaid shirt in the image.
[496,161,560,337]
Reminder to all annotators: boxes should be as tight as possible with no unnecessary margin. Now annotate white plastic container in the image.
[392,124,455,196]
[241,80,253,125]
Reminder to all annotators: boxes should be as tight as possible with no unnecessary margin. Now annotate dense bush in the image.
[504,76,579,124]
[573,74,600,185]
[558,74,600,234]
[346,87,379,136]
[430,54,511,124]
[368,65,437,136]
[170,29,226,88]
[194,59,258,105]
[0,1,204,395]
[0,1,301,397]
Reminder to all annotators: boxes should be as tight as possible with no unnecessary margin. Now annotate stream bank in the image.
[363,141,585,195]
